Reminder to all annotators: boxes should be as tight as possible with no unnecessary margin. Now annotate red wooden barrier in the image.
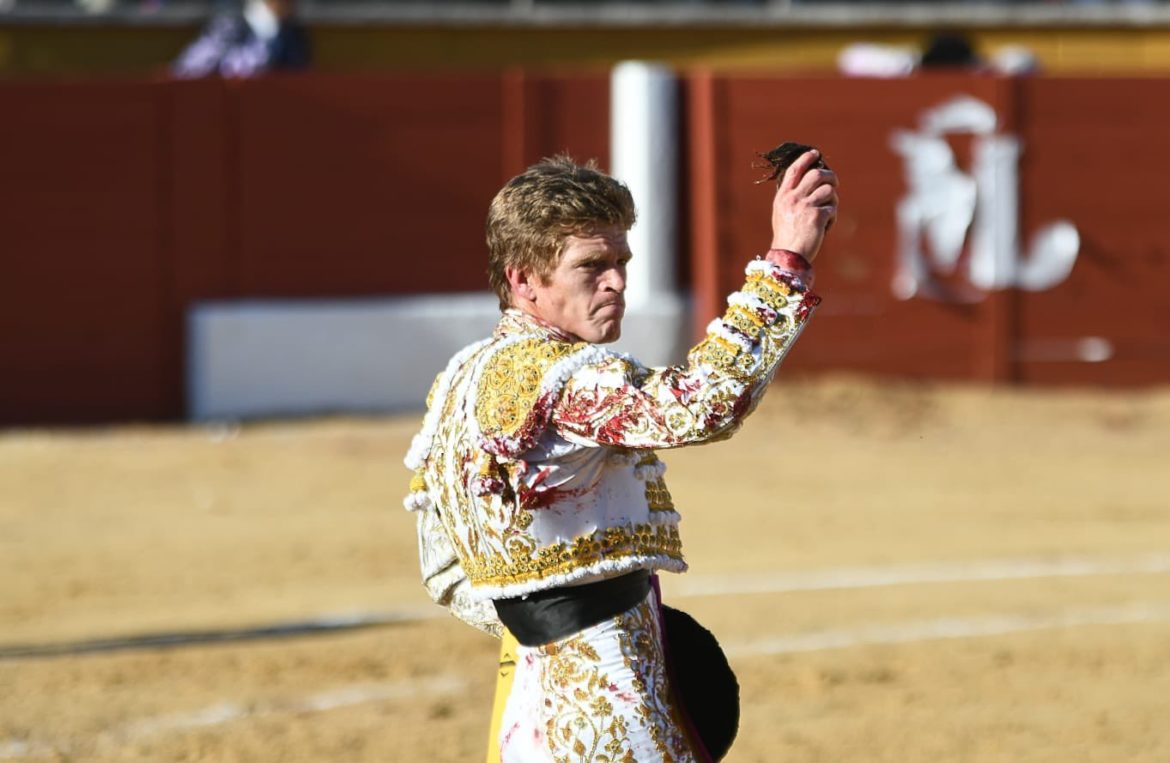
[687,73,1170,387]
[1015,78,1170,386]
[1,72,1167,425]
[0,81,173,423]
[0,73,609,425]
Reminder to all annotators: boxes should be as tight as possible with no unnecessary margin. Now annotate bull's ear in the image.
[757,141,824,185]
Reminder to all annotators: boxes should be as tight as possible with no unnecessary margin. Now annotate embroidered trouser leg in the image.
[498,588,697,762]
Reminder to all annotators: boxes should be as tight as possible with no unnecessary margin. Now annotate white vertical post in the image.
[610,61,678,310]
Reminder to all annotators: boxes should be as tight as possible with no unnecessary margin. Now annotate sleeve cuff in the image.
[763,248,815,288]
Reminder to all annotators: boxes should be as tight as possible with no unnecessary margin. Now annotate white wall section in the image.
[188,292,691,421]
[187,294,502,420]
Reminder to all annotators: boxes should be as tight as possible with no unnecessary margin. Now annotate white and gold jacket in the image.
[404,259,820,636]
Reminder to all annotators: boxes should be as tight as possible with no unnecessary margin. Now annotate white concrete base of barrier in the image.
[187,293,689,421]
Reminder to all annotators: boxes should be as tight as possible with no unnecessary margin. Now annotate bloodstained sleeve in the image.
[553,260,821,450]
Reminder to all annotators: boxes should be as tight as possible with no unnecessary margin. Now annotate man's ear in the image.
[505,265,537,303]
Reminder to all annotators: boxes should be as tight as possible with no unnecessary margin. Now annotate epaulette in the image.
[472,336,595,457]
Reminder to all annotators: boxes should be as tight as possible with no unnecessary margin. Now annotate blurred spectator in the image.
[838,43,919,78]
[840,31,1040,78]
[172,0,311,79]
[919,32,982,70]
[838,32,985,79]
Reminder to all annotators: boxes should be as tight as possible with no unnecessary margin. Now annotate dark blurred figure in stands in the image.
[172,0,310,79]
[919,32,983,70]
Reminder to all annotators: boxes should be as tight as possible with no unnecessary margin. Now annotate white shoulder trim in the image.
[404,337,492,471]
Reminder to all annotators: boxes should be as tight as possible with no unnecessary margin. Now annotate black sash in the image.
[493,570,651,647]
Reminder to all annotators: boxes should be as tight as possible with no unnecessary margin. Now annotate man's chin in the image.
[593,322,622,344]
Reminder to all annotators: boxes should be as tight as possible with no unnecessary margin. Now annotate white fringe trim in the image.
[467,555,689,602]
[634,459,667,481]
[404,337,493,471]
[746,259,809,292]
[647,509,681,525]
[609,449,642,467]
[706,319,753,352]
[727,291,766,311]
[403,490,433,512]
[727,291,778,322]
[745,259,779,277]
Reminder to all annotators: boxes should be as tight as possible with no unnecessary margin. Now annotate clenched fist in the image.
[767,147,839,264]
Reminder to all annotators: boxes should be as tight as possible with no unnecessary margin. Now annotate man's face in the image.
[528,225,630,344]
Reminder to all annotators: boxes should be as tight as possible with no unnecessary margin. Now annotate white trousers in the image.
[498,588,698,762]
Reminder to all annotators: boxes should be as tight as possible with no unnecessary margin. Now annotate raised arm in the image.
[554,149,838,450]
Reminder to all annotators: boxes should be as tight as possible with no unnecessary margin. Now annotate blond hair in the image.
[486,155,636,310]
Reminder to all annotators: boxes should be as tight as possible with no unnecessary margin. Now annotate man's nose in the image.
[604,266,626,293]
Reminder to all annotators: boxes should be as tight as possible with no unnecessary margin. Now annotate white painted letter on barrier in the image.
[890,95,1080,301]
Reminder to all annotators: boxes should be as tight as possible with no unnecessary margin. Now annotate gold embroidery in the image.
[746,267,795,293]
[475,337,582,439]
[724,305,764,339]
[664,409,692,435]
[645,480,675,512]
[729,302,765,327]
[737,353,759,377]
[690,336,739,374]
[710,334,740,355]
[743,276,791,312]
[637,454,675,512]
[463,522,683,588]
[534,596,694,762]
[539,629,635,762]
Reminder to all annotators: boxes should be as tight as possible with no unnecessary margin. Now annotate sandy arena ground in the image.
[2,378,1169,762]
